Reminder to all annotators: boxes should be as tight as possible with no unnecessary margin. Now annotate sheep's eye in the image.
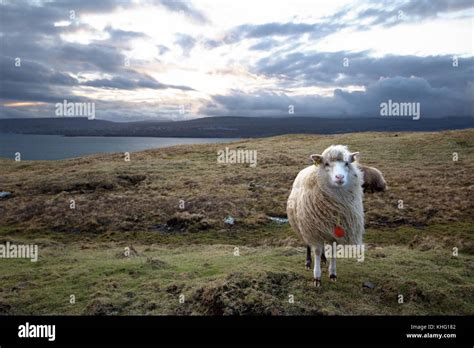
[345,162,349,166]
[324,162,329,167]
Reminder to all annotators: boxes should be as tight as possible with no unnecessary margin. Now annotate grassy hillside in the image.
[0,129,473,315]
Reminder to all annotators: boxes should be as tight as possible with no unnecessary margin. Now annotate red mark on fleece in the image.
[334,225,345,238]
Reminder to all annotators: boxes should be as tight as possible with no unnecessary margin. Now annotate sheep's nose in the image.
[335,174,344,180]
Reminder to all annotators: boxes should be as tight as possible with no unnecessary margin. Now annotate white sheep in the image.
[287,145,364,286]
[304,163,386,268]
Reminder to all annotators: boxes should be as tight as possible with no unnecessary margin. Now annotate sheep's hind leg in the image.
[329,254,337,282]
[313,245,323,287]
[305,246,312,270]
[306,245,326,270]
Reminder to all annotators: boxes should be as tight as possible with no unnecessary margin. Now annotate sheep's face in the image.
[311,145,359,188]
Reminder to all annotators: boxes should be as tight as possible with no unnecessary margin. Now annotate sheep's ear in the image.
[310,154,323,165]
[349,152,359,163]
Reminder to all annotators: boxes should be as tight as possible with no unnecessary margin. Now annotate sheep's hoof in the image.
[329,274,337,282]
[305,261,311,270]
[313,278,322,287]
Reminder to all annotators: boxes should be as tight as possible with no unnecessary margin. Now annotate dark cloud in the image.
[335,76,471,116]
[48,0,210,24]
[356,0,474,27]
[156,0,209,24]
[217,0,474,48]
[0,51,192,108]
[0,56,78,86]
[0,0,200,120]
[174,34,197,56]
[201,76,473,118]
[240,22,321,38]
[249,39,280,51]
[217,51,474,118]
[0,55,85,107]
[106,26,149,41]
[0,2,148,73]
[202,39,221,49]
[200,90,349,117]
[157,45,170,55]
[223,22,341,45]
[0,1,194,118]
[83,74,194,91]
[0,2,63,35]
[57,43,127,73]
[254,51,474,94]
[249,40,273,51]
[45,0,123,13]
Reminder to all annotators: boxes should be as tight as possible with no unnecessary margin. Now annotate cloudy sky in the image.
[0,0,473,121]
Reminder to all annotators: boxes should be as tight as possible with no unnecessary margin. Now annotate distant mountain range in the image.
[1,116,473,138]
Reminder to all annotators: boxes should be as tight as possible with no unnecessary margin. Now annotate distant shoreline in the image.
[1,116,473,138]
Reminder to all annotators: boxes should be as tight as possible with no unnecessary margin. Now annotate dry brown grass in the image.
[1,129,473,235]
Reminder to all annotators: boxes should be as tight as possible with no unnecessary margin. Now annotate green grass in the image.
[0,223,472,315]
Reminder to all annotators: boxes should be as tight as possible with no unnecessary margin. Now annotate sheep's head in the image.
[311,145,360,188]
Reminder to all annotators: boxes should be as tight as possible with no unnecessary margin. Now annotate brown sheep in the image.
[358,164,387,193]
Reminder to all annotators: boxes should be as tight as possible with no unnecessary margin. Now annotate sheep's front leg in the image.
[313,245,323,287]
[329,255,337,282]
[306,245,326,270]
